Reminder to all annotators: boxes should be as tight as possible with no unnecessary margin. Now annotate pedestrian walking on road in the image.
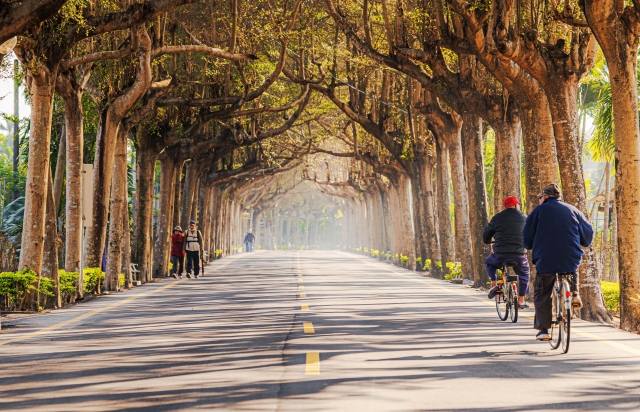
[244,229,256,252]
[523,183,593,341]
[184,220,204,278]
[170,226,185,279]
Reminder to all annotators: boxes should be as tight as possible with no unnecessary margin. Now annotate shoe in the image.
[178,275,183,279]
[572,293,583,310]
[518,303,529,309]
[186,273,192,279]
[488,285,503,299]
[194,275,199,279]
[536,329,550,341]
[170,274,177,279]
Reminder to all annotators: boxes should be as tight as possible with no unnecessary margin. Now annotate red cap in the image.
[504,196,522,207]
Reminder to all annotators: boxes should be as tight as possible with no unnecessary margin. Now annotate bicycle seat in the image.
[504,261,518,268]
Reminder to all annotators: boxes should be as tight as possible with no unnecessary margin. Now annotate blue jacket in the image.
[522,197,593,273]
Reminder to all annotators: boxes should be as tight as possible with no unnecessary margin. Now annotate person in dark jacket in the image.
[170,226,185,279]
[243,229,256,252]
[522,183,593,341]
[482,196,530,308]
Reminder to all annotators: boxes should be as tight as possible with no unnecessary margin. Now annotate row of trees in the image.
[1,0,640,331]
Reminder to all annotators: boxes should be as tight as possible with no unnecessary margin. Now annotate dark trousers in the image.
[186,250,200,276]
[170,255,184,275]
[485,253,530,296]
[533,272,577,330]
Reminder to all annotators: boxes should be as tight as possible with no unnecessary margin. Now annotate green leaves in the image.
[1,196,25,244]
[83,267,105,294]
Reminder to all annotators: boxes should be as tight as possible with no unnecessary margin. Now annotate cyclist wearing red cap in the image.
[482,196,531,308]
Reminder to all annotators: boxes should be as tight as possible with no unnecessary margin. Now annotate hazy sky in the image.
[0,53,31,127]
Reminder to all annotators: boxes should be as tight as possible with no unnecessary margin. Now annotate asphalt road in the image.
[2,251,640,411]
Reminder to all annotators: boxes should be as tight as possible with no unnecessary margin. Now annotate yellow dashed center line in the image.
[303,322,315,334]
[305,352,320,375]
[297,253,319,376]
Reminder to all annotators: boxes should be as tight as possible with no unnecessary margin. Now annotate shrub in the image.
[435,261,443,272]
[415,257,422,266]
[0,269,37,310]
[215,249,223,258]
[119,274,126,287]
[59,269,79,302]
[423,258,432,271]
[445,262,462,280]
[37,277,55,297]
[371,249,380,258]
[601,281,620,313]
[400,254,410,264]
[83,267,105,294]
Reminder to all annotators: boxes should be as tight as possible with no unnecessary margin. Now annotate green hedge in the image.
[83,267,105,294]
[0,267,116,311]
[0,269,53,311]
[601,281,620,313]
[59,269,79,303]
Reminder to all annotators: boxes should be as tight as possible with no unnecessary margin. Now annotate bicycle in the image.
[549,272,574,354]
[495,261,519,323]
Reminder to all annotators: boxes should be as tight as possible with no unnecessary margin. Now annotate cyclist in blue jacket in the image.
[522,183,593,341]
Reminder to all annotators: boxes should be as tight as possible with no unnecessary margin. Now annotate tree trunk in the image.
[42,167,60,308]
[122,189,133,287]
[52,124,65,214]
[412,157,441,272]
[492,119,522,214]
[394,175,416,268]
[583,0,640,330]
[85,109,120,268]
[19,67,56,275]
[180,160,197,229]
[152,155,178,278]
[58,77,84,273]
[602,161,611,274]
[191,175,202,224]
[611,193,618,282]
[173,163,183,228]
[202,185,214,260]
[131,145,157,283]
[435,139,455,272]
[106,129,129,291]
[447,127,474,281]
[546,78,610,323]
[461,114,491,286]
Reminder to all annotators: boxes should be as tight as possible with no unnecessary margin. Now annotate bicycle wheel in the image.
[549,290,562,350]
[495,290,508,321]
[510,285,518,323]
[561,307,571,353]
